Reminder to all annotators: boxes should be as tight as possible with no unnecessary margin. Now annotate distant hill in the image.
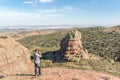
[18,26,120,60]
[113,25,120,28]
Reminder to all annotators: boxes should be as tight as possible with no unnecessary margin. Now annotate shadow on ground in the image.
[42,50,65,63]
[100,77,109,80]
[0,75,4,79]
[30,50,66,63]
[16,74,35,76]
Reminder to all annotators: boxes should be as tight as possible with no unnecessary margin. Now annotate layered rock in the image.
[60,30,83,55]
[0,37,31,74]
[55,30,89,62]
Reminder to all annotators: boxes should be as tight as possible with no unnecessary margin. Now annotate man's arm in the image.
[38,54,42,58]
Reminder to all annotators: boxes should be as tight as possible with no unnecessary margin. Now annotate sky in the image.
[0,0,120,26]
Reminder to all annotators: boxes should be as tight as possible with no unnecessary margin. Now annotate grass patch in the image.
[39,59,120,78]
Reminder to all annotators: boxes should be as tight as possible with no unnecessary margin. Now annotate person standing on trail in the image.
[33,49,42,76]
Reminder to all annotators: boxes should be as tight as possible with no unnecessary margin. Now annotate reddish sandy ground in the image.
[1,68,120,80]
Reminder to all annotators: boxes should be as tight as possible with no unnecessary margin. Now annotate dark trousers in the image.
[34,63,41,76]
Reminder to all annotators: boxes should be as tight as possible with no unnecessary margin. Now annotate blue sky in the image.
[0,0,120,26]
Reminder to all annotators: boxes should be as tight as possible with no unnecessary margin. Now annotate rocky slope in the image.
[1,68,120,80]
[0,37,31,75]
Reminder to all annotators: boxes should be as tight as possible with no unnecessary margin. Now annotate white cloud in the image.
[39,0,53,3]
[36,6,77,14]
[24,1,37,7]
[24,1,34,4]
[0,8,61,26]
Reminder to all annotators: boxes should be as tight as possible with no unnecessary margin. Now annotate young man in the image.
[33,49,42,76]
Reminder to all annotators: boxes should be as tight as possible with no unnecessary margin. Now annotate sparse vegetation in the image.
[18,27,120,60]
[39,58,120,77]
[18,30,70,50]
[77,27,120,60]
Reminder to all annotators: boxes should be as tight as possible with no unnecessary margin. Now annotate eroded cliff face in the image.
[60,30,85,55]
[54,30,89,62]
[0,37,31,74]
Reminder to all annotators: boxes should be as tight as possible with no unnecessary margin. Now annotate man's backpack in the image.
[30,55,34,60]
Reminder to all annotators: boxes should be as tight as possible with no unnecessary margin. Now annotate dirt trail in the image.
[1,68,120,80]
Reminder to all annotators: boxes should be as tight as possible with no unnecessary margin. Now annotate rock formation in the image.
[55,30,89,62]
[0,37,31,75]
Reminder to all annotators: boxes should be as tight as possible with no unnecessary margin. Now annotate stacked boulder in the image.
[55,30,89,62]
